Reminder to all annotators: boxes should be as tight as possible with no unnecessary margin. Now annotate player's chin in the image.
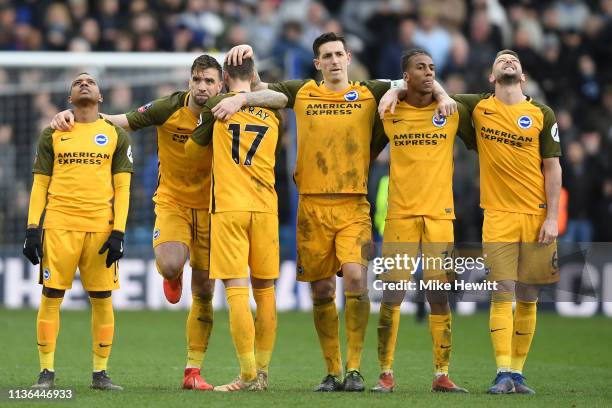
[194,96,209,106]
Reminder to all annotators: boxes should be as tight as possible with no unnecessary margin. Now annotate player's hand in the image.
[98,230,125,267]
[212,94,247,121]
[225,44,253,66]
[434,95,457,118]
[50,109,75,131]
[23,227,43,265]
[538,218,558,245]
[378,88,403,119]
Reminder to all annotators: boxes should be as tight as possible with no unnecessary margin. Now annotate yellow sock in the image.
[377,303,400,372]
[490,301,513,371]
[511,300,537,373]
[253,286,276,373]
[186,295,213,369]
[312,297,342,376]
[429,313,452,375]
[345,291,370,371]
[90,296,114,372]
[226,286,256,381]
[37,295,63,371]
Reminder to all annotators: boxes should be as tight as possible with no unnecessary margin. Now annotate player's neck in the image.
[494,83,526,105]
[187,95,203,116]
[322,78,350,92]
[73,105,100,123]
[227,79,252,94]
[403,92,434,108]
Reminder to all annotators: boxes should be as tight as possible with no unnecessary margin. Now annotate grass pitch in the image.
[1,308,610,407]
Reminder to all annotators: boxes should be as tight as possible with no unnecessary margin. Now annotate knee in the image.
[425,290,448,305]
[192,277,214,300]
[89,290,112,299]
[312,281,335,300]
[515,282,539,302]
[156,257,184,280]
[42,287,65,298]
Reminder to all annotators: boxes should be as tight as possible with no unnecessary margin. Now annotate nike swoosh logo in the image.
[440,345,451,349]
[37,342,46,346]
[60,137,73,141]
[177,127,190,131]
[309,93,321,98]
[484,110,496,115]
[99,343,112,347]
[490,328,505,332]
[197,317,211,323]
[515,331,532,335]
[392,119,403,124]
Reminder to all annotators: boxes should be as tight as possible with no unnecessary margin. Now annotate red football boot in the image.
[182,368,213,391]
[431,374,468,393]
[163,274,183,304]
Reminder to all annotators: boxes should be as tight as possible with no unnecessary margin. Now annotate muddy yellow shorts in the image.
[296,195,372,282]
[40,229,119,291]
[483,209,559,284]
[209,211,279,280]
[381,216,454,282]
[153,200,210,270]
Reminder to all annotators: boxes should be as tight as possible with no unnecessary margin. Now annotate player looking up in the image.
[25,73,133,390]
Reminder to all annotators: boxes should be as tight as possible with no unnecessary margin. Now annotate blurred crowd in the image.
[0,0,611,248]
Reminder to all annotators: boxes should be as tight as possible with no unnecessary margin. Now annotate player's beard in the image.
[192,94,208,107]
[496,72,520,86]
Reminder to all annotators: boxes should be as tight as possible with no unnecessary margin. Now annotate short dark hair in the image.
[400,48,432,72]
[495,49,520,60]
[191,54,222,79]
[312,32,347,57]
[223,58,255,81]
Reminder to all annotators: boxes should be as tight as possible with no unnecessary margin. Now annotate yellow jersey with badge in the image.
[191,93,282,214]
[453,94,561,215]
[268,80,389,194]
[375,100,475,219]
[32,119,133,232]
[126,91,212,209]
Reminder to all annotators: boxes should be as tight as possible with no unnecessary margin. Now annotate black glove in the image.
[23,227,44,265]
[99,230,125,267]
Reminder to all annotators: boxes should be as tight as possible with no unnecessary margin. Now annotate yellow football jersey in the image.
[376,101,475,219]
[268,80,389,194]
[191,93,281,214]
[33,119,133,232]
[126,91,212,209]
[453,93,561,215]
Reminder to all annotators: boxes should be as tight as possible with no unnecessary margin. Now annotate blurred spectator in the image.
[376,18,416,79]
[561,138,601,242]
[413,5,452,73]
[271,21,313,79]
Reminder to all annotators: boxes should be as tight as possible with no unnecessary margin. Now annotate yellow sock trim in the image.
[253,286,276,373]
[37,295,63,371]
[345,291,370,371]
[377,303,400,372]
[490,301,513,370]
[91,297,114,372]
[312,297,341,376]
[429,313,452,375]
[226,286,256,381]
[511,301,537,372]
[186,295,213,368]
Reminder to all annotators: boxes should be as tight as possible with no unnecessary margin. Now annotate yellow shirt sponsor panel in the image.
[377,101,475,219]
[33,120,133,232]
[126,91,212,209]
[268,79,389,194]
[191,93,281,214]
[453,94,561,215]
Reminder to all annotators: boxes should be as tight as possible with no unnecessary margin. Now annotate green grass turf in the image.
[1,309,610,407]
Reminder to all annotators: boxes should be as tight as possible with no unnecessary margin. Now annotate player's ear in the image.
[403,71,409,82]
[313,58,321,71]
[520,72,526,83]
[98,94,103,103]
[488,71,495,84]
[346,50,352,65]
